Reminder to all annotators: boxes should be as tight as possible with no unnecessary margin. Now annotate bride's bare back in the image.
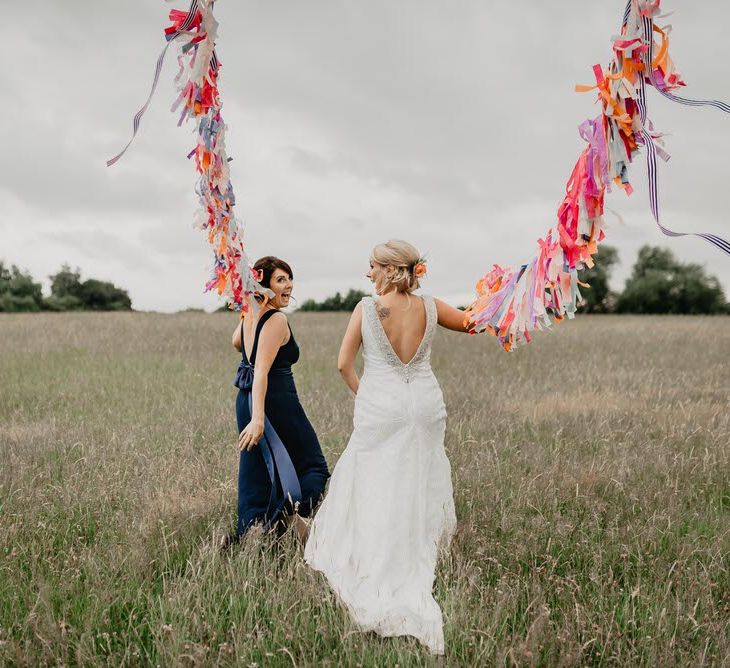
[373,292,427,365]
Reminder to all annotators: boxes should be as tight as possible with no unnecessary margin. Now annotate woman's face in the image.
[267,268,293,308]
[367,259,391,296]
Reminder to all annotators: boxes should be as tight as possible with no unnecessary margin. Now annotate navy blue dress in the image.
[234,309,329,536]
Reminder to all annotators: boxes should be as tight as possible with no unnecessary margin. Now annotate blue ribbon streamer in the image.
[621,0,730,257]
[234,361,302,530]
[106,0,200,167]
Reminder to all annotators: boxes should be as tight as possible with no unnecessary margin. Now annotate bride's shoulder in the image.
[419,293,437,307]
[356,296,374,311]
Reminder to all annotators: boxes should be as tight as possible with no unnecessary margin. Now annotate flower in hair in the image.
[252,268,264,283]
[413,260,427,278]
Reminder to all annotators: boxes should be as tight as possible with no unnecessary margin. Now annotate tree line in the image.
[2,245,726,314]
[577,244,728,314]
[298,289,369,312]
[297,245,729,314]
[0,263,132,312]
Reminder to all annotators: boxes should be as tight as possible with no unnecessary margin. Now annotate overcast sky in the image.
[2,0,729,311]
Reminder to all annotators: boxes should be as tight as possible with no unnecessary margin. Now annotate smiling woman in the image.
[227,256,330,541]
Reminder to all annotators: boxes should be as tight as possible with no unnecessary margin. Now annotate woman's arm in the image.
[238,312,289,451]
[434,298,471,333]
[337,303,363,395]
[232,319,243,352]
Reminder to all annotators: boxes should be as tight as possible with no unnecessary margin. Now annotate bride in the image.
[304,239,470,655]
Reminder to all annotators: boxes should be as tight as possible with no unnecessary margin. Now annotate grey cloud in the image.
[45,228,161,272]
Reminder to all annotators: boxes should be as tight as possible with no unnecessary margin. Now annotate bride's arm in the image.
[434,298,470,333]
[337,303,363,395]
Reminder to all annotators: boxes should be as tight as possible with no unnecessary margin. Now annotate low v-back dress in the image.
[304,295,457,655]
[234,309,329,537]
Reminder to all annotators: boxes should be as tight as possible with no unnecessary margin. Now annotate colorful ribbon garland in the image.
[107,1,729,337]
[107,0,258,312]
[464,0,730,350]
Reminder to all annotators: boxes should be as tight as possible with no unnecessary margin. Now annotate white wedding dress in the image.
[304,294,457,655]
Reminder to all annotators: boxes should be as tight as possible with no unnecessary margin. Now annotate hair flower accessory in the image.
[252,268,264,283]
[413,260,427,278]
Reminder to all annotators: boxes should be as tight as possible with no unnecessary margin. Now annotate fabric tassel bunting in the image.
[107,1,729,331]
[465,0,730,350]
[107,0,259,312]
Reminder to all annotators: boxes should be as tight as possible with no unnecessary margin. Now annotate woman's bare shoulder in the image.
[267,310,288,323]
[260,310,288,334]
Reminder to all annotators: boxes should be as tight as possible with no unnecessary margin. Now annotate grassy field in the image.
[1,312,729,666]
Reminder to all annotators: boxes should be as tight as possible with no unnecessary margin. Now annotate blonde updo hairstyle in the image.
[371,239,423,294]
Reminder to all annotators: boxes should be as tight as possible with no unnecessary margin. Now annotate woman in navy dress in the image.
[230,256,329,539]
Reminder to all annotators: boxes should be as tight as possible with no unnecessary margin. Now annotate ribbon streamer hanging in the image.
[107,0,259,312]
[106,1,729,342]
[464,0,730,351]
[106,0,200,167]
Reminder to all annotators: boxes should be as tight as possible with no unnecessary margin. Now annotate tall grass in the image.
[1,312,728,666]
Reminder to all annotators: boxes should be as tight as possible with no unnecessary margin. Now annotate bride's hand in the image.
[239,418,264,451]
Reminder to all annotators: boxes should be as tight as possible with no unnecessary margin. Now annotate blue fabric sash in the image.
[234,360,302,530]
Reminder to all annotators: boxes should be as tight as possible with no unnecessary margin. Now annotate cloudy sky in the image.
[2,0,729,311]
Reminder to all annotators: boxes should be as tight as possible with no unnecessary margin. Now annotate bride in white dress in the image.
[304,239,469,655]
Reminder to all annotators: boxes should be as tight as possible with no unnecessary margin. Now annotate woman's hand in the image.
[239,418,265,451]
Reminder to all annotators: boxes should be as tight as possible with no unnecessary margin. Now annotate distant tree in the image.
[0,262,44,312]
[44,294,84,311]
[45,264,84,310]
[77,279,132,311]
[46,264,132,311]
[0,262,133,312]
[341,289,368,311]
[298,299,320,312]
[616,245,728,314]
[299,289,368,312]
[320,292,344,311]
[49,264,82,298]
[577,245,619,313]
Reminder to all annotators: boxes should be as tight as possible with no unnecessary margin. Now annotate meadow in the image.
[1,311,728,666]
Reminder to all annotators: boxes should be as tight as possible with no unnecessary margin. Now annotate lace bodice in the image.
[361,295,437,383]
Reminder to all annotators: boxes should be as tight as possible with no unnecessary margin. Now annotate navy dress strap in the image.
[250,309,279,363]
[234,309,302,529]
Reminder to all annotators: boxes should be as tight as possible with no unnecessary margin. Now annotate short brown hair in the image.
[253,256,293,289]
